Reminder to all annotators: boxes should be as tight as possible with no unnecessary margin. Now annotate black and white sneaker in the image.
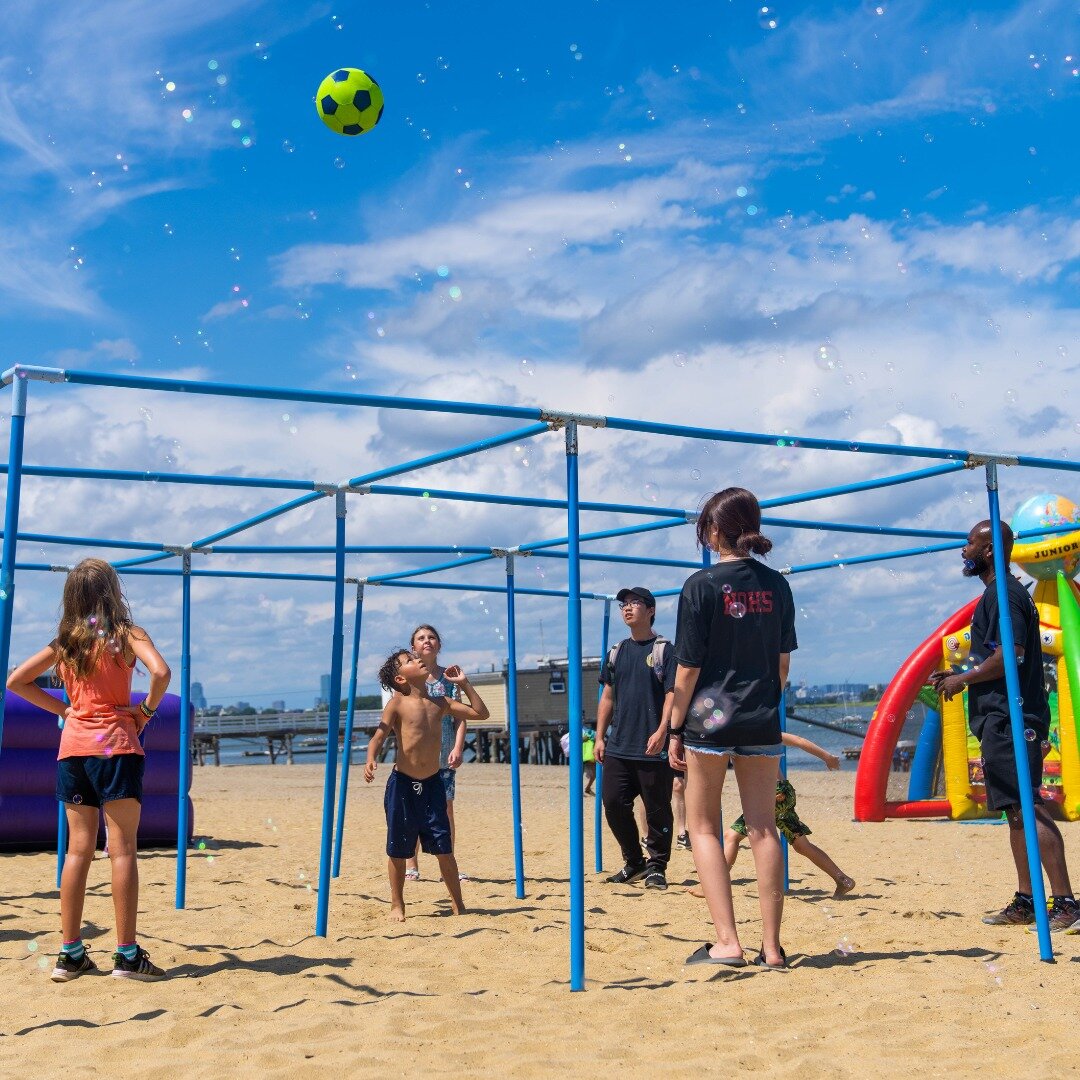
[644,869,668,890]
[606,863,648,885]
[111,947,166,981]
[51,951,98,982]
[676,832,691,850]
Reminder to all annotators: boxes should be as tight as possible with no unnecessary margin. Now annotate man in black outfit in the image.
[931,520,1079,931]
[595,586,677,890]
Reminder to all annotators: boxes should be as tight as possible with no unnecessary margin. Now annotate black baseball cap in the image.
[616,586,656,608]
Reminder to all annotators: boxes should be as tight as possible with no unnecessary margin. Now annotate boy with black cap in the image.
[595,586,677,889]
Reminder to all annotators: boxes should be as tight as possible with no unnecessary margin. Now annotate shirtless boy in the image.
[366,649,487,921]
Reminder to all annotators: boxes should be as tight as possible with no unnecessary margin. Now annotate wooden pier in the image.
[192,712,568,766]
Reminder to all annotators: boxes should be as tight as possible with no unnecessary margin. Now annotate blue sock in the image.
[116,942,138,961]
[61,939,85,961]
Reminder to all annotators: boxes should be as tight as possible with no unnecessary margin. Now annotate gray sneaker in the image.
[111,947,166,981]
[51,951,98,982]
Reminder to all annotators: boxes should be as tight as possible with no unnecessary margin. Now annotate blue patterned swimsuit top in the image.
[426,671,460,769]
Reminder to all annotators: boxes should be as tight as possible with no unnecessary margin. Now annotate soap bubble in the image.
[814,344,840,371]
[333,157,345,169]
[27,940,38,953]
[1024,728,1036,742]
[519,358,534,376]
[690,468,701,481]
[757,6,779,29]
[722,584,733,594]
[728,601,747,618]
[642,482,659,503]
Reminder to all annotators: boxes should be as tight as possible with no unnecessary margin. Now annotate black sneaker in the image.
[51,951,97,982]
[606,863,647,885]
[676,832,691,850]
[111,947,166,981]
[982,892,1036,926]
[644,869,668,890]
[1047,897,1080,932]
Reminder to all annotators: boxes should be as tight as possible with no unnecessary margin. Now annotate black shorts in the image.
[384,769,452,858]
[978,714,1045,812]
[57,754,145,808]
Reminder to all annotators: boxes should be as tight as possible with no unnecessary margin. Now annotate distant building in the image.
[317,673,332,709]
[190,681,208,711]
[270,699,286,713]
[469,658,602,731]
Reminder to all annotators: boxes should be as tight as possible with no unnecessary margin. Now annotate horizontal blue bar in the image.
[110,551,178,570]
[192,491,327,548]
[762,516,966,540]
[368,483,686,519]
[0,463,315,492]
[60,369,545,422]
[521,517,688,553]
[366,552,496,584]
[529,550,701,570]
[376,579,611,601]
[208,544,493,555]
[787,540,962,574]
[0,530,165,552]
[760,462,967,509]
[349,422,550,487]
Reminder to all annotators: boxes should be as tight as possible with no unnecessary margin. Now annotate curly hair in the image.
[53,559,134,681]
[378,649,411,692]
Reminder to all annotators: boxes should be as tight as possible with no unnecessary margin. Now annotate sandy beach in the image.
[3,762,1079,1078]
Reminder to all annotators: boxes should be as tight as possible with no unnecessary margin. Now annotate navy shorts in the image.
[384,769,452,858]
[57,754,144,808]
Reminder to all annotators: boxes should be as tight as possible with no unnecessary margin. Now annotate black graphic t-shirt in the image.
[967,574,1048,740]
[674,559,797,747]
[599,636,676,761]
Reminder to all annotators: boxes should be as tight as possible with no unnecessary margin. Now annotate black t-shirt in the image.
[967,574,1049,740]
[598,636,676,761]
[674,559,797,747]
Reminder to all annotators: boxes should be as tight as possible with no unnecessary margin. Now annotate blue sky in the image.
[1,0,1078,708]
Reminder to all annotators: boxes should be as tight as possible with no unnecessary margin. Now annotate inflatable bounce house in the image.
[0,689,193,850]
[855,493,1080,823]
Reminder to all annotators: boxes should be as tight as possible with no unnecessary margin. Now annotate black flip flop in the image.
[753,946,788,971]
[685,944,748,967]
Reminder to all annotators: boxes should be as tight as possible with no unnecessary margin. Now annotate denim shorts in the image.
[439,766,457,802]
[686,743,784,759]
[57,754,145,808]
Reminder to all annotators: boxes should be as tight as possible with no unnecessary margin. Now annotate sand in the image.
[2,761,1079,1078]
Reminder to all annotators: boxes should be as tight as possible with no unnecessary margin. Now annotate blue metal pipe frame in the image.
[985,464,1053,960]
[332,582,365,878]
[595,598,612,873]
[505,554,525,899]
[0,376,28,750]
[176,553,193,908]
[315,491,348,937]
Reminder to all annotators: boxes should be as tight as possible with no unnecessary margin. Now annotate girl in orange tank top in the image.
[7,559,171,982]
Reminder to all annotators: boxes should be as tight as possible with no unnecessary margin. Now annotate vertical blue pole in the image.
[985,464,1053,961]
[594,598,611,872]
[778,691,790,893]
[56,690,69,889]
[0,374,29,755]
[332,582,365,878]
[505,554,525,899]
[176,551,192,908]
[316,490,347,936]
[565,422,585,991]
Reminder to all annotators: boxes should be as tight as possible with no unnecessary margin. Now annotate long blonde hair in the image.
[54,559,134,680]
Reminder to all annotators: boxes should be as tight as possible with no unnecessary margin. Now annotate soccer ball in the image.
[315,68,384,136]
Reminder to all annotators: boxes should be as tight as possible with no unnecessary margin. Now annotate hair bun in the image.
[737,531,773,557]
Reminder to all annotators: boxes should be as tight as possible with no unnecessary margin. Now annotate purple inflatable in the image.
[0,689,193,850]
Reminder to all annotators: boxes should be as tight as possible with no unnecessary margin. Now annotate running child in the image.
[690,732,855,900]
[365,649,487,921]
[6,558,172,982]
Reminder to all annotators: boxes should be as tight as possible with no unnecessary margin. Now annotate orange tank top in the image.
[57,648,143,760]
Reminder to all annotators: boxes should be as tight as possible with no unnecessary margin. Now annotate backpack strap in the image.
[651,636,670,683]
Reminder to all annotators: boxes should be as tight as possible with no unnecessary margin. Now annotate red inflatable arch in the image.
[853,599,979,822]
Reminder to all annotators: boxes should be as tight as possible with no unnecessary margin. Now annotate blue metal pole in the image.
[779,692,790,894]
[176,552,192,908]
[505,554,525,899]
[565,422,585,992]
[761,462,968,509]
[315,490,348,937]
[985,464,1053,961]
[332,582,365,878]
[594,598,612,873]
[0,375,29,754]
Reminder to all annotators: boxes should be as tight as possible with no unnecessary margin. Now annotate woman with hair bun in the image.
[668,487,797,970]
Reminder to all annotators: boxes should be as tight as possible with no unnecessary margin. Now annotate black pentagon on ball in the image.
[342,123,362,135]
[320,94,338,115]
[353,89,371,111]
[331,69,351,82]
